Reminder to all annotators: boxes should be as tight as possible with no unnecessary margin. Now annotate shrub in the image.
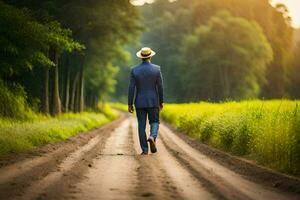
[0,79,34,119]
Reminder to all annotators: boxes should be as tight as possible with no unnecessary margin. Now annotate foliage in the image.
[0,79,35,119]
[161,100,300,175]
[294,29,300,45]
[47,21,85,53]
[191,0,294,98]
[182,11,273,100]
[0,2,53,76]
[0,1,83,75]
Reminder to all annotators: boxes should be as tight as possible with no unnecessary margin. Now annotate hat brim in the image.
[136,50,156,58]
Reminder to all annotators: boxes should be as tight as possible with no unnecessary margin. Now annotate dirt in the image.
[162,122,300,194]
[0,114,299,200]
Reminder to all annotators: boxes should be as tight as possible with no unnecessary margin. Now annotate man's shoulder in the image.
[130,63,143,71]
[150,63,161,70]
[130,63,161,71]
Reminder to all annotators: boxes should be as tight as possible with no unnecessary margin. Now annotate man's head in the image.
[136,47,156,61]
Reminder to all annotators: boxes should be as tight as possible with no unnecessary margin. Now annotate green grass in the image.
[110,102,128,112]
[0,108,118,157]
[161,100,300,175]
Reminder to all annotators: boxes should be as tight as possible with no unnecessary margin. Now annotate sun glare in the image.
[130,0,155,6]
[130,0,176,6]
[272,0,300,28]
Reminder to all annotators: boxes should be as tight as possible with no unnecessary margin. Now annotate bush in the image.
[0,80,34,119]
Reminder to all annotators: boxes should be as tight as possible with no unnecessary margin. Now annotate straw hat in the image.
[136,47,156,58]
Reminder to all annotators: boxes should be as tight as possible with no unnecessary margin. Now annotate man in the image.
[128,47,164,155]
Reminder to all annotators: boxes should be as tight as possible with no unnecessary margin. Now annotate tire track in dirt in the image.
[18,135,103,200]
[131,119,179,200]
[66,119,138,200]
[131,117,215,200]
[159,124,300,200]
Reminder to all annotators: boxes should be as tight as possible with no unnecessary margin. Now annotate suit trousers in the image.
[136,107,159,153]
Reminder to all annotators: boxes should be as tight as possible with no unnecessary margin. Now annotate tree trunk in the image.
[75,77,80,112]
[224,67,230,98]
[85,90,91,109]
[79,64,84,112]
[94,95,99,110]
[42,67,49,114]
[70,72,79,112]
[51,49,61,115]
[64,57,70,112]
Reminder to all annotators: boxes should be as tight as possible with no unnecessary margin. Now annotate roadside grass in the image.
[110,102,128,112]
[161,100,300,175]
[0,106,118,157]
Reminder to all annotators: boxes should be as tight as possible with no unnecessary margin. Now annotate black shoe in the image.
[141,152,148,155]
[147,137,157,153]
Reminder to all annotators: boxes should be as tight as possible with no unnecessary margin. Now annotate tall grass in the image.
[0,109,118,157]
[161,100,300,175]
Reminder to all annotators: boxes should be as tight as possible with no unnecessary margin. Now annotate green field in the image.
[0,107,118,157]
[161,100,300,175]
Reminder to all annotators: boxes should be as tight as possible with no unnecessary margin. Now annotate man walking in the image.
[128,47,164,155]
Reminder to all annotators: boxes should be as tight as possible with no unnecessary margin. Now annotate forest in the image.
[115,0,300,103]
[0,0,141,118]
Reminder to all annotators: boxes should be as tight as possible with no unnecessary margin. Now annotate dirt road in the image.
[0,115,299,200]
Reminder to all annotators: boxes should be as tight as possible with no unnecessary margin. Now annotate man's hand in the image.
[128,105,134,113]
[159,103,164,110]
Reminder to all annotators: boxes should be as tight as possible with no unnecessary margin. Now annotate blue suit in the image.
[128,60,164,153]
[128,61,164,108]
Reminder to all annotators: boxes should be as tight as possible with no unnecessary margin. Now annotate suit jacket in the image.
[128,61,164,108]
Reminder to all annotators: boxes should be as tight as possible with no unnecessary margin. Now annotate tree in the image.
[193,0,293,98]
[288,42,300,98]
[46,21,84,115]
[182,11,273,100]
[0,1,53,78]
